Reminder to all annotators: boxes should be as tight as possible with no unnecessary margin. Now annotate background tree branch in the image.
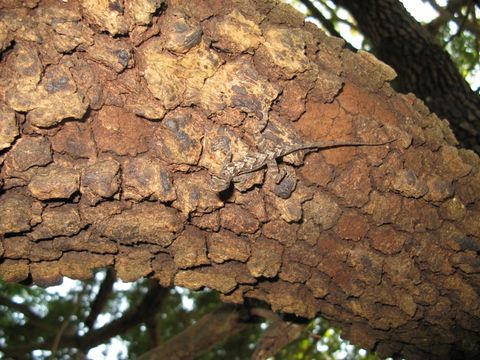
[333,0,480,152]
[84,267,116,329]
[137,304,249,360]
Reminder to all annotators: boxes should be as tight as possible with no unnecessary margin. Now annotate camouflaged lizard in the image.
[210,139,394,192]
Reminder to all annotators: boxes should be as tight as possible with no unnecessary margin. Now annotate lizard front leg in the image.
[210,143,234,192]
[210,161,232,191]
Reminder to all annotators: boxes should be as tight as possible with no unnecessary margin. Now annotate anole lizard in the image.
[210,139,394,192]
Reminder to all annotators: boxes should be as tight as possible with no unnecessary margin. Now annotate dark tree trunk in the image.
[0,0,479,359]
[334,0,480,153]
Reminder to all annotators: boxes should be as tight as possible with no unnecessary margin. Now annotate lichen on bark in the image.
[0,1,479,359]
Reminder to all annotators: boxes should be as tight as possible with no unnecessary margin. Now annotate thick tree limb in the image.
[0,1,479,359]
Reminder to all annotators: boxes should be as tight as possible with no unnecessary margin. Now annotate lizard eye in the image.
[220,169,230,177]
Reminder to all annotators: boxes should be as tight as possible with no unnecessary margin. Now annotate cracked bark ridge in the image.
[0,1,479,359]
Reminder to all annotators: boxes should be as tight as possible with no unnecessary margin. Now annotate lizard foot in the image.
[271,169,297,199]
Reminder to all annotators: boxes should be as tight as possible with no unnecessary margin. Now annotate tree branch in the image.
[446,0,478,41]
[251,308,306,360]
[49,283,88,359]
[79,282,169,350]
[136,304,250,360]
[0,283,170,357]
[84,267,116,329]
[0,294,49,330]
[299,0,343,38]
[426,0,480,37]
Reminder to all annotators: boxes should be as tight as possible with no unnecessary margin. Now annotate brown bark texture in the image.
[334,0,480,154]
[0,1,479,359]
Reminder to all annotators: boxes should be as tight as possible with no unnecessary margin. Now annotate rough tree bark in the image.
[0,1,479,359]
[333,0,480,153]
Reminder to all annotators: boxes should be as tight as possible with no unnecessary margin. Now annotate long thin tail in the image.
[283,138,396,157]
[310,138,396,149]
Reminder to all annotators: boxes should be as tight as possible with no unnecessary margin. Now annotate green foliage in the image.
[0,277,94,359]
[0,274,378,359]
[437,24,480,85]
[274,318,377,360]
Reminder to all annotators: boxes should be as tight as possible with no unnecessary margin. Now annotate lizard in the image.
[209,139,395,192]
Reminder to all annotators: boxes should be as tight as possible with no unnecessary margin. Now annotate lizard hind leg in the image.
[271,167,297,199]
[266,159,286,184]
